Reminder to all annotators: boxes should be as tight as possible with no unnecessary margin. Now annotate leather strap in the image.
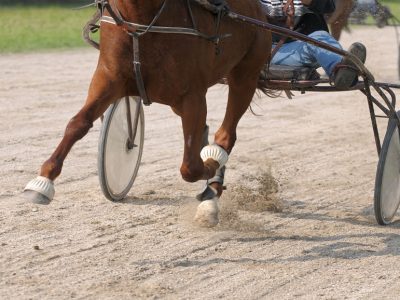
[271,37,286,60]
[132,35,151,106]
[270,0,295,60]
[283,0,295,30]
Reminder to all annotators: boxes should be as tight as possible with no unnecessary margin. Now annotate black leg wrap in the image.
[196,166,226,201]
[207,165,225,185]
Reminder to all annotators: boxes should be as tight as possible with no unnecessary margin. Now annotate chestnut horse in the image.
[327,0,354,40]
[24,0,271,226]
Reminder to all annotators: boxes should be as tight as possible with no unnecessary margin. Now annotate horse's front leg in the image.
[174,95,228,227]
[173,96,226,183]
[24,67,124,204]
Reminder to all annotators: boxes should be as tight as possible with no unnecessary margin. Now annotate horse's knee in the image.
[214,129,236,154]
[180,163,204,183]
[65,115,93,141]
[40,115,93,180]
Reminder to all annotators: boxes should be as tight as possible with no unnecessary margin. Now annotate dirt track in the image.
[1,27,400,299]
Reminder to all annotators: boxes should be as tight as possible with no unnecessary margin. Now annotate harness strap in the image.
[269,0,295,61]
[100,16,227,39]
[283,0,295,30]
[131,35,151,106]
[97,0,124,25]
[270,38,286,60]
[186,0,198,30]
[191,0,229,15]
[95,0,233,106]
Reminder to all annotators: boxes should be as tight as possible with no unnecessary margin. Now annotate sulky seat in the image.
[261,64,320,81]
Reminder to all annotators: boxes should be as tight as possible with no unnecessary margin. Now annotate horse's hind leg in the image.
[215,75,258,151]
[195,64,263,227]
[24,68,124,204]
[212,53,266,197]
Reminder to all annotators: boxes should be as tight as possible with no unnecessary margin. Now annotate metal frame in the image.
[259,76,400,156]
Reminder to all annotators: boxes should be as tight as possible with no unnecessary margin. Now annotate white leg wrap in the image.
[200,144,228,168]
[194,199,219,227]
[24,176,55,201]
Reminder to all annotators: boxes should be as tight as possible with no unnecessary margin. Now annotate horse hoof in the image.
[24,176,55,205]
[24,190,52,205]
[200,144,228,168]
[194,199,219,227]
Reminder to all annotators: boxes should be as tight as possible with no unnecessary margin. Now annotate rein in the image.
[99,0,224,40]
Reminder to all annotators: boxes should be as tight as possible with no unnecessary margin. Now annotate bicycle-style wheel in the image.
[374,115,400,225]
[98,96,144,201]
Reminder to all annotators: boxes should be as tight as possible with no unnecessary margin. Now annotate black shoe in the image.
[333,42,367,89]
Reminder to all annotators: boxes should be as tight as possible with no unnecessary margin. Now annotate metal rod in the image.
[125,96,134,149]
[363,81,381,156]
[371,82,398,120]
[381,85,397,107]
[131,97,142,144]
[360,90,390,116]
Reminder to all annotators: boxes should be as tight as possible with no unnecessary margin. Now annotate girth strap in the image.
[131,35,151,106]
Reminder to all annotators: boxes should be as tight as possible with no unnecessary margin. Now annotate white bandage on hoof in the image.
[194,199,219,227]
[24,176,55,203]
[200,144,228,169]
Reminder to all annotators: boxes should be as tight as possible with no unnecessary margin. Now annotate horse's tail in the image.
[257,82,281,98]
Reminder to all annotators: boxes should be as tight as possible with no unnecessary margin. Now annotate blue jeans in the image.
[271,30,343,76]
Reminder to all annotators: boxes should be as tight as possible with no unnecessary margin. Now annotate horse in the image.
[327,0,355,40]
[24,0,271,227]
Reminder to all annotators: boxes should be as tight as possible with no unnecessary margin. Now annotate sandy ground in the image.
[1,27,400,299]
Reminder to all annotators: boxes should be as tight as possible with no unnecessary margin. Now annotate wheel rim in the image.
[103,98,143,198]
[378,122,400,223]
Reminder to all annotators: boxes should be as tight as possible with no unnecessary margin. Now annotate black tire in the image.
[374,114,400,225]
[98,97,144,201]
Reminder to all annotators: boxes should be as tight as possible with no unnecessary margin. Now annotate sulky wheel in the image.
[98,96,144,201]
[374,113,400,225]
